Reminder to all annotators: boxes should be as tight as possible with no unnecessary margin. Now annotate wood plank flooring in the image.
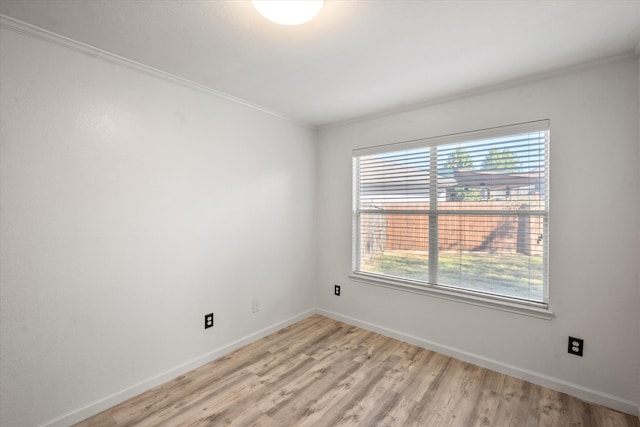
[75,315,639,427]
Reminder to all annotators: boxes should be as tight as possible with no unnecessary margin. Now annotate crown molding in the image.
[319,51,638,131]
[0,14,314,130]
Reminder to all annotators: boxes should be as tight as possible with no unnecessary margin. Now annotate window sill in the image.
[349,272,554,320]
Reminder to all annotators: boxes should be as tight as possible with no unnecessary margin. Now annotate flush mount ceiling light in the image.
[252,0,324,26]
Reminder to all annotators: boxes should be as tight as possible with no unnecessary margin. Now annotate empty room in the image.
[1,1,639,426]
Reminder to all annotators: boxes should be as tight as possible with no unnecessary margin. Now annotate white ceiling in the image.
[1,0,640,127]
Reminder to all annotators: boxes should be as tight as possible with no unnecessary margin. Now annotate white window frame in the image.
[351,121,552,319]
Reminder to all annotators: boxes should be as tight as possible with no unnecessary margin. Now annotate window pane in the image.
[359,212,429,282]
[437,214,545,302]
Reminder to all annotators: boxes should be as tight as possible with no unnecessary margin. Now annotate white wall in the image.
[0,24,316,426]
[637,53,640,413]
[317,57,640,414]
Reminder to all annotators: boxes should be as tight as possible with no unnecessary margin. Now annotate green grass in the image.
[361,250,544,301]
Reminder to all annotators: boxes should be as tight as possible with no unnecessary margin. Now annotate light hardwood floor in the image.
[75,315,639,426]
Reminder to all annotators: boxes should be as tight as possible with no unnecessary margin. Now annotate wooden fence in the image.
[360,201,544,258]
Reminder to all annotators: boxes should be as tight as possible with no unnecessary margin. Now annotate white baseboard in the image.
[317,308,639,417]
[42,307,638,425]
[42,309,316,427]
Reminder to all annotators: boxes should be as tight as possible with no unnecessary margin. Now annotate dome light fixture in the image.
[252,0,324,26]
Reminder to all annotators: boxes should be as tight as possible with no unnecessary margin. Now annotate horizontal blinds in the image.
[357,148,430,209]
[353,120,549,157]
[436,129,547,209]
[354,121,549,305]
[356,130,547,210]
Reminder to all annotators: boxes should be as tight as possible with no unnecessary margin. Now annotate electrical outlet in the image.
[568,336,583,356]
[204,313,214,329]
[334,284,341,296]
[252,299,260,313]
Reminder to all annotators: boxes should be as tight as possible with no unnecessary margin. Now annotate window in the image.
[352,121,549,311]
